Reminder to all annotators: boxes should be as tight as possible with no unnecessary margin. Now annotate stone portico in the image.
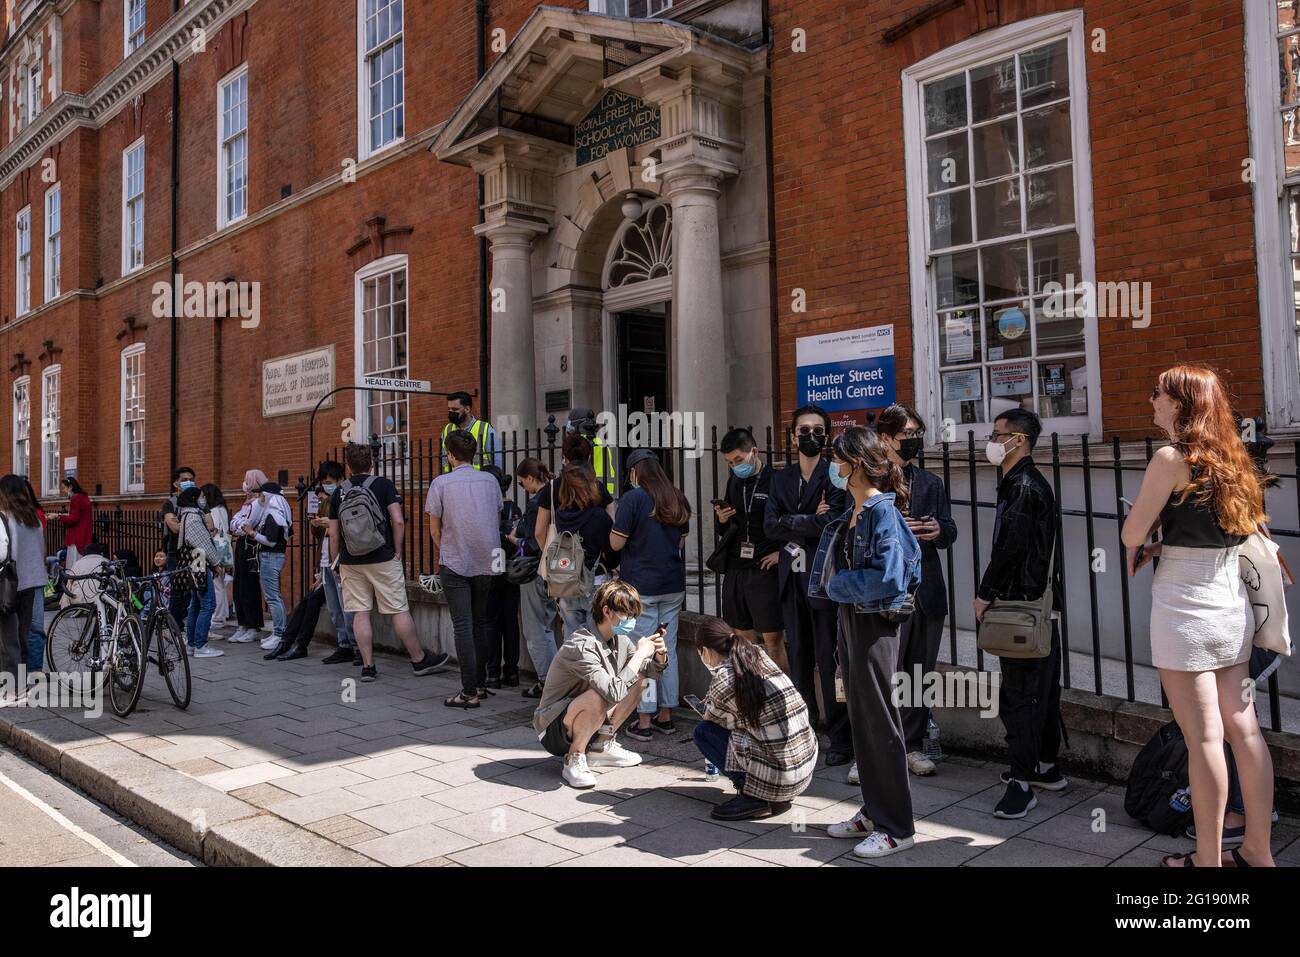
[432,7,773,450]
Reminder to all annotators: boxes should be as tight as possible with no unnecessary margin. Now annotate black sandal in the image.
[445,692,480,709]
[476,686,497,698]
[1160,852,1196,867]
[1226,848,1253,868]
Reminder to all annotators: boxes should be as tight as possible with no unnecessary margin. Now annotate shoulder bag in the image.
[976,547,1055,659]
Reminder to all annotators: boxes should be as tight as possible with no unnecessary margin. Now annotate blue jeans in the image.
[693,719,745,789]
[186,569,217,649]
[635,591,684,715]
[258,551,287,637]
[519,576,558,682]
[322,568,355,649]
[558,595,590,639]
[27,620,44,671]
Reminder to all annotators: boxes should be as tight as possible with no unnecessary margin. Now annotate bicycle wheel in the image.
[45,604,103,696]
[107,616,146,718]
[149,611,191,710]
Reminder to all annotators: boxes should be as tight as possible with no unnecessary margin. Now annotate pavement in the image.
[0,747,195,867]
[3,618,1300,867]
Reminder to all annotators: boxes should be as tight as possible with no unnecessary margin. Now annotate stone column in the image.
[664,164,727,454]
[476,219,547,438]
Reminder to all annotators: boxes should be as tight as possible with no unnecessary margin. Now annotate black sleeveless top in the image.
[1159,489,1244,548]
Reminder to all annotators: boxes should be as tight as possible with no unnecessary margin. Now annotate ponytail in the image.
[696,616,769,727]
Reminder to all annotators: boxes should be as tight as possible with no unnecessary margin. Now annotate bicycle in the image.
[45,560,147,718]
[128,571,192,710]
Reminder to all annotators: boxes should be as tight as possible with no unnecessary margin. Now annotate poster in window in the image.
[989,361,1032,398]
[1043,363,1067,396]
[944,314,973,362]
[942,369,982,402]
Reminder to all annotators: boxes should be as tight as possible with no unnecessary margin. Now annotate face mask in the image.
[730,455,757,479]
[828,461,850,490]
[985,439,1008,466]
[179,480,195,491]
[629,472,639,489]
[612,616,637,636]
[448,410,463,425]
[897,438,923,462]
[322,482,337,495]
[797,432,826,458]
[199,497,208,510]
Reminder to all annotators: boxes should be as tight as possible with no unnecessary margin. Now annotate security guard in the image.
[568,406,615,496]
[442,391,501,471]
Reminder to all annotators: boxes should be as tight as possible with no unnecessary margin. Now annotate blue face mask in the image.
[828,462,850,490]
[730,456,757,479]
[322,482,338,495]
[198,497,208,510]
[179,480,196,491]
[612,616,637,636]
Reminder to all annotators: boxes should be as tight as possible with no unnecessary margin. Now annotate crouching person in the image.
[692,616,818,821]
[533,580,669,789]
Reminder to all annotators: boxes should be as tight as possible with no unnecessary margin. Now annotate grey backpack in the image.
[337,477,389,557]
[545,531,593,599]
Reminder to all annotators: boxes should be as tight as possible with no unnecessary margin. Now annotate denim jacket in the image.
[807,492,922,613]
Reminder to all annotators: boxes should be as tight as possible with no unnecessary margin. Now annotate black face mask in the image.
[797,432,826,458]
[448,410,463,425]
[897,438,923,462]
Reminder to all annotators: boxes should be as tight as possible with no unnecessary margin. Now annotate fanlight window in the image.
[607,202,672,287]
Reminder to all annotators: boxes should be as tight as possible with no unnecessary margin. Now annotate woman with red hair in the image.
[1122,366,1275,867]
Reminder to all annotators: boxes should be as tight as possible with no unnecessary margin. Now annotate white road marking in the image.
[0,768,136,867]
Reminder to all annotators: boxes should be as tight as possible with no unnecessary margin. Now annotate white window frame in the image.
[217,65,249,229]
[27,60,39,122]
[41,364,60,496]
[122,138,144,275]
[121,344,145,493]
[15,206,31,317]
[44,184,61,302]
[588,0,673,15]
[902,10,1100,442]
[124,0,146,56]
[12,375,30,477]
[353,254,410,459]
[356,0,405,161]
[1246,1,1300,429]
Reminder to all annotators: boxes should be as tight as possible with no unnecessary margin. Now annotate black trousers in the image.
[232,538,264,629]
[783,572,852,757]
[897,603,946,752]
[484,575,520,681]
[285,586,327,647]
[0,587,36,680]
[838,606,914,839]
[998,620,1063,782]
[442,568,491,697]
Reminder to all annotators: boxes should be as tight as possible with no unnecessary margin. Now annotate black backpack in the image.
[1123,720,1192,835]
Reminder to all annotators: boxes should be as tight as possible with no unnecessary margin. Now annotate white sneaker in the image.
[194,646,224,658]
[227,627,248,642]
[186,644,195,656]
[260,634,282,651]
[231,629,256,643]
[907,751,936,776]
[827,810,873,839]
[852,830,913,859]
[586,738,642,768]
[563,753,597,789]
[847,762,859,785]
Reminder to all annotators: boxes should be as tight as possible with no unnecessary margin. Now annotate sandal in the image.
[1160,852,1196,867]
[1225,848,1254,868]
[445,693,480,709]
[476,686,497,698]
[522,682,544,699]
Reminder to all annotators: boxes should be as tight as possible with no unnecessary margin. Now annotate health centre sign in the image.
[796,325,896,428]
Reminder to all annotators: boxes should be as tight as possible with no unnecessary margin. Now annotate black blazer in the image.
[762,457,847,608]
[904,463,958,617]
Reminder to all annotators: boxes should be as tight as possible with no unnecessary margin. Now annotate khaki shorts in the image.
[340,559,409,615]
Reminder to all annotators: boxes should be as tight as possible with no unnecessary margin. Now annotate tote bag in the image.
[1239,530,1293,657]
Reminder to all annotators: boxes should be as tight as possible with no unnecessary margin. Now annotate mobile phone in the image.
[710,499,728,508]
[683,694,706,717]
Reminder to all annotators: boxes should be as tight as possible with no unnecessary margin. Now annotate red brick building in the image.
[0,0,1293,502]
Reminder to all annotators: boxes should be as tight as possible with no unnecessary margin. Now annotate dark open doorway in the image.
[615,302,672,478]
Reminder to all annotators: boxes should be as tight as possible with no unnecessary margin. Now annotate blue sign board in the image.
[795,325,896,413]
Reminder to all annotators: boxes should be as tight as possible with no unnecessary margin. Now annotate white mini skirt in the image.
[1149,544,1251,672]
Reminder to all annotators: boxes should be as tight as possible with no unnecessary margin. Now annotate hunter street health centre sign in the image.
[796,325,896,428]
[575,90,661,167]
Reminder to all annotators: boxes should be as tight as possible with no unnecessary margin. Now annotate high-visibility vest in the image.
[592,436,615,496]
[441,417,492,472]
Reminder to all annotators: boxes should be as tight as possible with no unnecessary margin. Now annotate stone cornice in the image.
[0,0,256,190]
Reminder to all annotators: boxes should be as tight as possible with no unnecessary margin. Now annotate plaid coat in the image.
[703,657,818,803]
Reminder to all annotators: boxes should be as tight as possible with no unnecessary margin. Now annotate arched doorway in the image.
[600,198,672,460]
